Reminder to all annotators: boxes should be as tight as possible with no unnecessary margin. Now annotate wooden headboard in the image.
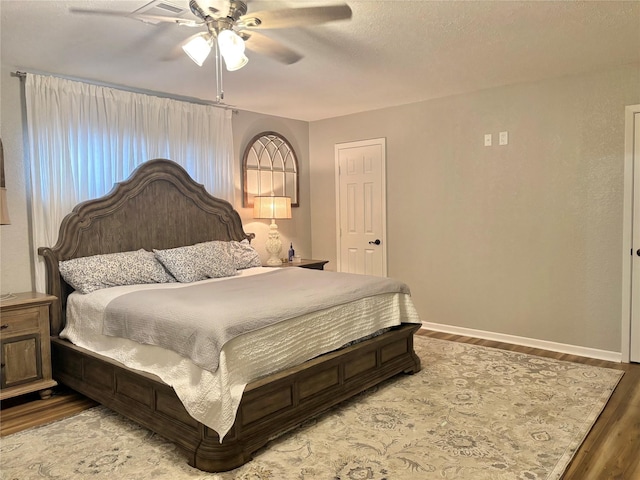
[38,159,254,335]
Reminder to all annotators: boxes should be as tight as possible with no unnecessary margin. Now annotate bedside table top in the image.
[0,292,57,309]
[269,259,329,269]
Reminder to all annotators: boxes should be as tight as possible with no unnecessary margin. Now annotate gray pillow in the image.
[59,249,176,294]
[230,239,262,269]
[153,241,237,283]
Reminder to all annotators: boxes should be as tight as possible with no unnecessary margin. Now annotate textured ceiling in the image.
[1,0,639,121]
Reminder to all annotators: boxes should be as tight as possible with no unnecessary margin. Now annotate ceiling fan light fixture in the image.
[182,33,212,66]
[217,29,248,71]
[222,52,248,71]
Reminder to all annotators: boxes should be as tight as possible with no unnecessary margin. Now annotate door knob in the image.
[637,249,640,256]
[369,239,381,245]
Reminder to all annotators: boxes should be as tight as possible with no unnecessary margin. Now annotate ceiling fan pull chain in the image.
[215,40,224,102]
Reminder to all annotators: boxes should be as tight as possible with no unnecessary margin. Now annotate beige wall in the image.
[0,62,311,294]
[309,64,640,353]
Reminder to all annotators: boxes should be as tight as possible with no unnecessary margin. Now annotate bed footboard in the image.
[51,323,421,472]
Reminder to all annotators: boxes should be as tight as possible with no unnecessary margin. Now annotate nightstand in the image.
[275,259,329,270]
[0,292,58,401]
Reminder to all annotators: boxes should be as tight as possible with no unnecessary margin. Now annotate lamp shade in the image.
[182,33,212,66]
[0,187,9,225]
[217,29,248,71]
[253,196,291,220]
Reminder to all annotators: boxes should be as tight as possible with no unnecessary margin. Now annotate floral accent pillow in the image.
[153,241,237,283]
[230,239,262,269]
[59,249,176,294]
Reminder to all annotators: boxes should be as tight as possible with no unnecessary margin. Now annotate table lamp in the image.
[253,196,291,266]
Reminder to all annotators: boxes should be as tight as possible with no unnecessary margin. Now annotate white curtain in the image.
[25,73,234,292]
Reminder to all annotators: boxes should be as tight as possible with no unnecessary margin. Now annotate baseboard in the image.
[420,322,622,363]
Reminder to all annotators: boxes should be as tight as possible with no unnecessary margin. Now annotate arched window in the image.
[243,132,299,207]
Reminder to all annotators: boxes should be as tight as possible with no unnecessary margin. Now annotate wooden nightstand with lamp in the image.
[0,141,59,401]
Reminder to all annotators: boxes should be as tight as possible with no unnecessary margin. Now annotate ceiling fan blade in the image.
[243,31,303,65]
[69,8,202,27]
[238,4,352,30]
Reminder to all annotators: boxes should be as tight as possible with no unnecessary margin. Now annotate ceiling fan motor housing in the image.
[189,0,248,22]
[227,1,248,21]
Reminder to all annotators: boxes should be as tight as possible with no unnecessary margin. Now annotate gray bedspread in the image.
[102,268,411,372]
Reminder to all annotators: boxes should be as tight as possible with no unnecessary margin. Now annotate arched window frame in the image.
[243,131,299,207]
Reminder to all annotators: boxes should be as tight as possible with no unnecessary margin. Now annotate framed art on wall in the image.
[243,132,299,208]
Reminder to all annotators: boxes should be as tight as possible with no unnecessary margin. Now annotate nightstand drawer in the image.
[1,334,42,388]
[0,292,57,401]
[0,307,41,336]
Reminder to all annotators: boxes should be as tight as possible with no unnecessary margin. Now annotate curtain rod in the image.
[11,70,239,114]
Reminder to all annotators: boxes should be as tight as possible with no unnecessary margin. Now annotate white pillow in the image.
[59,249,176,294]
[153,241,237,283]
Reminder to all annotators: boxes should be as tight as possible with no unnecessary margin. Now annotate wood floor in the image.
[1,331,638,479]
[0,386,97,437]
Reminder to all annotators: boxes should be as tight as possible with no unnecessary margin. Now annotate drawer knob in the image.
[0,324,8,330]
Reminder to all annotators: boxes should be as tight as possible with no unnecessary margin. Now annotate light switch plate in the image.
[484,134,492,147]
[499,131,509,145]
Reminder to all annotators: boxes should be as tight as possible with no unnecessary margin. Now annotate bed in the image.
[38,158,422,472]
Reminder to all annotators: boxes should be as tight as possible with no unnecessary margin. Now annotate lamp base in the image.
[265,219,283,266]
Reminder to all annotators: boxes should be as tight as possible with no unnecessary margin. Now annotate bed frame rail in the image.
[51,324,421,472]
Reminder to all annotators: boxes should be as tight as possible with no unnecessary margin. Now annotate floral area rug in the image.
[0,336,623,480]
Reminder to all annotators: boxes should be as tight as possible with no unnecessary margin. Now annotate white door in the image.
[335,138,386,276]
[623,105,640,363]
[631,109,640,362]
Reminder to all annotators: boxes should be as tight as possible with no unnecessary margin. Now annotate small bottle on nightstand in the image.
[288,243,295,262]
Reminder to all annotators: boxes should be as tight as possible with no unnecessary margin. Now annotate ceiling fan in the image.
[70,1,352,71]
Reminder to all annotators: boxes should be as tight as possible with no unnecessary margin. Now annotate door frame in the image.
[621,104,640,363]
[334,138,387,275]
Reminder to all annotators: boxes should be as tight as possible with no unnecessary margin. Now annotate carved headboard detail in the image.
[38,159,253,334]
